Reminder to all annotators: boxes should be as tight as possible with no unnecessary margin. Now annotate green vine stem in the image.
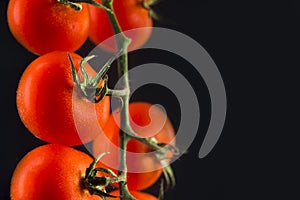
[61,0,178,154]
[62,0,177,199]
[101,0,135,199]
[102,0,178,196]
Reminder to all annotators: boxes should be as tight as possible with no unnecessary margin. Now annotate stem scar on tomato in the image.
[57,0,112,12]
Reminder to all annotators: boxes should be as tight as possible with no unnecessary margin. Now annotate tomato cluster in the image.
[11,102,175,199]
[7,0,152,55]
[8,0,175,199]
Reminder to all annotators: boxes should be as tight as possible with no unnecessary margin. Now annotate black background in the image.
[1,0,299,199]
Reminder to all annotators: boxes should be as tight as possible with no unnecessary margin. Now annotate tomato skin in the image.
[10,144,102,200]
[88,0,153,52]
[7,0,90,55]
[110,190,158,200]
[93,102,175,190]
[16,51,110,146]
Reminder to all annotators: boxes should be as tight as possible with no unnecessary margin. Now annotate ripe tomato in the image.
[110,190,158,200]
[7,0,90,55]
[10,144,102,200]
[88,0,153,52]
[93,102,176,190]
[16,51,110,146]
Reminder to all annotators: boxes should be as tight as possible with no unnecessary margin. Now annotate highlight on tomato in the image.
[93,102,176,190]
[88,0,153,52]
[7,0,90,55]
[16,51,110,146]
[10,144,102,200]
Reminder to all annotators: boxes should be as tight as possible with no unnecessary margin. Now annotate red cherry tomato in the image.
[88,0,153,52]
[110,190,158,200]
[93,102,176,190]
[7,0,90,55]
[16,51,110,146]
[10,144,102,200]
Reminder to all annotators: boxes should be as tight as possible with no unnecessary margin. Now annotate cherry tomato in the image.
[16,51,110,146]
[110,190,158,200]
[7,0,90,55]
[10,144,102,200]
[88,0,153,52]
[93,102,176,190]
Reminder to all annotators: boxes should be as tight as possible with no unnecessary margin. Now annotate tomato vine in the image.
[67,0,178,199]
[10,0,178,199]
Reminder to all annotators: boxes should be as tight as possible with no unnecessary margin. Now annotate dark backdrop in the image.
[1,0,299,199]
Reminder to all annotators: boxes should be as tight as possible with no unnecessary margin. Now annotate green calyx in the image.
[142,0,163,21]
[154,142,180,192]
[82,152,124,199]
[68,50,122,103]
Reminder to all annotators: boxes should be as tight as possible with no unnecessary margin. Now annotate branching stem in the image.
[101,0,134,199]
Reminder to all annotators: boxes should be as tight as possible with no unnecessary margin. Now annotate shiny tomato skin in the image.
[7,0,90,55]
[93,102,176,190]
[16,51,110,146]
[10,144,102,200]
[110,190,158,200]
[88,0,153,52]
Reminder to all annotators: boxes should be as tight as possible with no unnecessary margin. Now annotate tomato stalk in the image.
[101,0,178,198]
[100,0,136,199]
[66,0,176,156]
[65,0,177,198]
